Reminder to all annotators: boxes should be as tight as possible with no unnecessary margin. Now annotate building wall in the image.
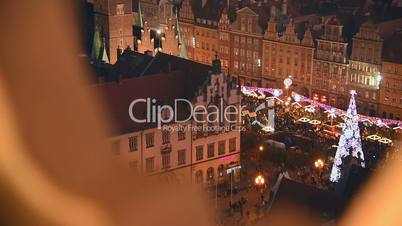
[348,22,383,116]
[109,70,242,186]
[193,25,219,65]
[180,22,195,59]
[94,0,135,63]
[262,18,314,97]
[229,8,263,87]
[217,11,231,74]
[379,61,402,120]
[190,68,242,184]
[312,19,349,109]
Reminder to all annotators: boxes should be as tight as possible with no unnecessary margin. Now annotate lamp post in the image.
[155,29,162,52]
[254,175,265,193]
[283,76,293,106]
[314,159,324,171]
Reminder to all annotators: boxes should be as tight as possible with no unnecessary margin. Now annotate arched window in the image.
[195,170,203,184]
[218,165,225,177]
[207,167,214,181]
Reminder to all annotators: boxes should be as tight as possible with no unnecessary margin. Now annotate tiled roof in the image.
[383,31,402,64]
[268,178,346,223]
[93,52,213,134]
[377,18,402,39]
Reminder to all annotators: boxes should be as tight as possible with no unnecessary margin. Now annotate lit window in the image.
[196,146,203,161]
[162,153,170,169]
[229,138,236,152]
[218,141,225,155]
[207,143,215,158]
[145,133,154,148]
[178,150,186,165]
[128,136,137,152]
[145,157,154,173]
[116,4,124,15]
[162,129,170,144]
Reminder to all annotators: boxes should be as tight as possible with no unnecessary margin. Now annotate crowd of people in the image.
[241,92,399,188]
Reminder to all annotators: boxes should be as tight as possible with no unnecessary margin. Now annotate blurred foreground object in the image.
[0,1,208,226]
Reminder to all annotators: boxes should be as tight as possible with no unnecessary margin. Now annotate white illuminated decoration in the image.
[376,119,390,128]
[336,123,344,128]
[305,105,316,113]
[298,117,310,123]
[262,126,275,132]
[378,138,392,144]
[325,108,337,119]
[294,94,301,102]
[367,134,381,141]
[284,78,292,88]
[309,120,321,125]
[253,120,274,133]
[330,91,365,183]
[273,89,281,97]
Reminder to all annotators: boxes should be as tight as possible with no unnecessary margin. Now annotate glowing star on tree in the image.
[330,90,365,183]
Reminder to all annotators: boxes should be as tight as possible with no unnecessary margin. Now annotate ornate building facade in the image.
[228,7,263,87]
[93,0,136,64]
[262,15,314,96]
[349,21,383,116]
[89,0,402,117]
[97,52,241,185]
[92,0,186,64]
[312,17,349,108]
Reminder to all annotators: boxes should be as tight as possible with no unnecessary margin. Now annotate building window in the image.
[196,145,203,161]
[162,153,170,169]
[129,161,138,170]
[128,136,138,152]
[178,127,186,140]
[207,167,214,181]
[218,164,225,177]
[162,129,170,144]
[145,157,155,173]
[178,149,186,165]
[145,133,154,148]
[229,138,236,152]
[116,4,124,15]
[195,170,203,184]
[207,143,215,158]
[218,141,225,155]
[112,140,120,155]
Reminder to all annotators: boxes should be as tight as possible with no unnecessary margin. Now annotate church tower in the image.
[93,0,135,64]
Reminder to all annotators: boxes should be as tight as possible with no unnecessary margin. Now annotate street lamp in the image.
[314,159,324,169]
[259,145,264,151]
[376,72,382,87]
[283,76,292,98]
[255,175,265,186]
[155,29,162,52]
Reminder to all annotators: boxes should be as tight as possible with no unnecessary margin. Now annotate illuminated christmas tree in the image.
[330,90,365,183]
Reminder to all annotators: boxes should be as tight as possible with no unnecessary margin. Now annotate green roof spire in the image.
[135,0,144,28]
[175,10,188,59]
[91,26,102,60]
[101,37,110,64]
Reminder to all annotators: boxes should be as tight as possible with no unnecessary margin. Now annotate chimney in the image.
[282,0,287,15]
[144,50,153,56]
[212,53,222,74]
[270,5,276,18]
